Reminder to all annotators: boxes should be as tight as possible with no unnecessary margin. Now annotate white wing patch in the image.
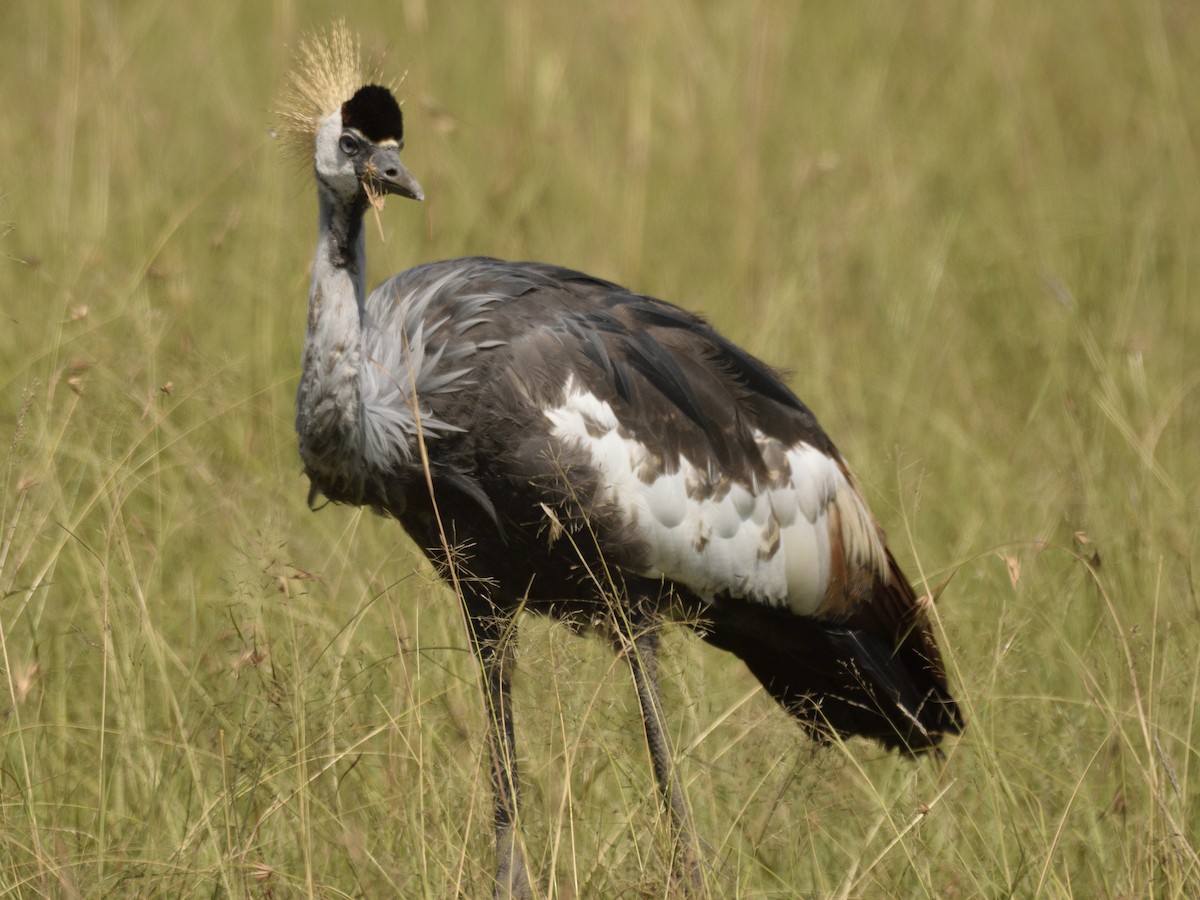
[544,378,882,615]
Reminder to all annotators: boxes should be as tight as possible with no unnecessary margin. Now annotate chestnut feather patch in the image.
[341,85,404,142]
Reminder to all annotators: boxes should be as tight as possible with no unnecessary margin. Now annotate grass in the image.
[2,0,1198,895]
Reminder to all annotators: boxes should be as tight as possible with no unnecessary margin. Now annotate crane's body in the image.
[284,26,961,897]
[301,252,956,748]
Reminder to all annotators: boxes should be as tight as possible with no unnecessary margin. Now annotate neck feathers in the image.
[316,187,368,288]
[296,190,371,501]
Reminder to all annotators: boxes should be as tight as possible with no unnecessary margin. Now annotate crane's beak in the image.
[364,146,425,202]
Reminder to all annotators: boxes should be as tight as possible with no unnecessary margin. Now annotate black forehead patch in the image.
[341,85,404,143]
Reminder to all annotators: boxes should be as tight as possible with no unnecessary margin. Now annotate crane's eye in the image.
[339,134,359,155]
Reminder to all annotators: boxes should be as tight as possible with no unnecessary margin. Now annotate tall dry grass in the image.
[1,0,1197,895]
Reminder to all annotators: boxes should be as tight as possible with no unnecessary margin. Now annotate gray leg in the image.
[463,598,532,899]
[625,622,706,894]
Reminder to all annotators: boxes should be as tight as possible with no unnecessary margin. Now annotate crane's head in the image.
[316,84,424,204]
[278,23,424,206]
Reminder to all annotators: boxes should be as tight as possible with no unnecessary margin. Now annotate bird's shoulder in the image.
[362,254,842,486]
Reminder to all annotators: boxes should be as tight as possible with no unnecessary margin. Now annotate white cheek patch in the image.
[544,378,856,615]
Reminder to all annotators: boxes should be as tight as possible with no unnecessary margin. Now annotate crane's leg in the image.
[623,620,706,895]
[463,597,532,900]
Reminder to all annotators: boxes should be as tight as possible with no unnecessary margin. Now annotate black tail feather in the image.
[700,603,962,754]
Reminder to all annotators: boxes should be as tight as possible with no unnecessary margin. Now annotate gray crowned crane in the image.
[282,25,961,898]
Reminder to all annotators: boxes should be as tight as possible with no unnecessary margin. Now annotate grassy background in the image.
[2,0,1198,896]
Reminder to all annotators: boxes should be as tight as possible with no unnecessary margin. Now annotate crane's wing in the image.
[362,258,961,750]
[485,267,884,613]
[485,264,960,751]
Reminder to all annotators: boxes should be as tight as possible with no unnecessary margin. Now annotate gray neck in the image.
[313,188,369,308]
[296,186,372,490]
